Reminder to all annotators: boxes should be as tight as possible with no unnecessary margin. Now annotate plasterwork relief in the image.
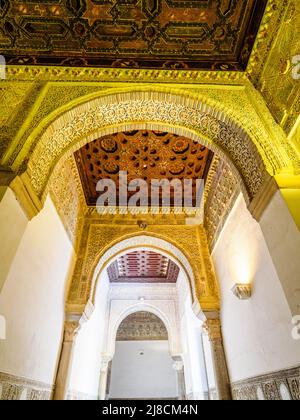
[248,0,300,137]
[1,84,294,201]
[48,155,85,248]
[204,159,240,250]
[247,0,289,84]
[0,80,297,231]
[3,84,110,168]
[3,82,285,179]
[67,219,219,312]
[0,1,298,183]
[232,366,300,401]
[0,372,52,401]
[27,94,267,200]
[0,81,38,160]
[116,311,168,341]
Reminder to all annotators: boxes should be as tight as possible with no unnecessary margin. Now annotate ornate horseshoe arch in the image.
[67,232,220,315]
[90,235,197,304]
[10,87,290,212]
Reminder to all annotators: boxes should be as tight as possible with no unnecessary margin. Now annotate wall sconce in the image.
[231,283,252,300]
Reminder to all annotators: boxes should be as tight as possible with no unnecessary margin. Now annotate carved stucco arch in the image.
[68,218,221,310]
[90,235,196,305]
[16,87,288,207]
[105,304,181,357]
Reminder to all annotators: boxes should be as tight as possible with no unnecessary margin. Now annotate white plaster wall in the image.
[110,340,177,399]
[0,188,28,292]
[69,270,110,397]
[0,196,74,385]
[212,194,300,382]
[260,190,300,316]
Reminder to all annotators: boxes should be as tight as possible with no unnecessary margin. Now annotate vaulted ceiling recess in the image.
[75,130,213,207]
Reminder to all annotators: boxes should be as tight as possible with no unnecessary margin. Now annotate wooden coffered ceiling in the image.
[1,0,267,71]
[108,250,180,283]
[74,130,213,207]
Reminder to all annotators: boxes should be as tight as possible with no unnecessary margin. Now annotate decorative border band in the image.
[232,366,300,400]
[0,372,53,400]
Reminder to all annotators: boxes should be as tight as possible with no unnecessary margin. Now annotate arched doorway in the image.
[1,2,300,402]
[109,311,178,400]
[68,245,214,401]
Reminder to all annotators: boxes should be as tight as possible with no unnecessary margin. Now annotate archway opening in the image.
[69,244,214,400]
[109,311,177,400]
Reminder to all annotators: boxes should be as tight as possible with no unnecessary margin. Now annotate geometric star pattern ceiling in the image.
[107,250,180,283]
[74,130,214,207]
[1,0,267,71]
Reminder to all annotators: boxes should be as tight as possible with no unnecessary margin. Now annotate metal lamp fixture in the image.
[231,283,252,300]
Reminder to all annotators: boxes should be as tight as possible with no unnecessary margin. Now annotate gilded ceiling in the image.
[108,250,179,283]
[74,130,213,206]
[0,0,267,70]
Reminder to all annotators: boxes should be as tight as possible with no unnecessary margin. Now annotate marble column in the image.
[172,359,186,400]
[203,318,232,400]
[53,317,81,400]
[98,360,110,401]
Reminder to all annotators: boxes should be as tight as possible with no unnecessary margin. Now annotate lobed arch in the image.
[10,87,292,211]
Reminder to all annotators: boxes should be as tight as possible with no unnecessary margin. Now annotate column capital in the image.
[63,314,82,343]
[202,318,222,341]
[64,320,80,342]
[100,361,109,373]
[172,360,184,371]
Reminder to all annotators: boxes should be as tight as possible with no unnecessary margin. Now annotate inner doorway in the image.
[109,311,178,400]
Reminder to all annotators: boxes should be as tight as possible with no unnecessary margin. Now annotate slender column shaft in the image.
[53,319,80,400]
[98,361,109,401]
[203,318,231,400]
[172,360,186,400]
